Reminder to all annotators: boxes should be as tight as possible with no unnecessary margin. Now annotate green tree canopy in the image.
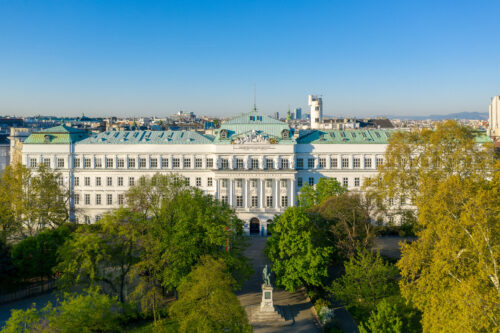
[359,297,421,333]
[298,177,346,208]
[169,255,251,333]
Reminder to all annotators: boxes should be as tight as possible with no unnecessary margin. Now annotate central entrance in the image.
[249,218,260,235]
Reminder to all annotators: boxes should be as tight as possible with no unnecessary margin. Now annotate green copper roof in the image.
[79,130,214,144]
[297,129,396,144]
[24,125,89,144]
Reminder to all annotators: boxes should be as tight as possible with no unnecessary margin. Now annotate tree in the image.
[359,297,421,333]
[266,206,334,292]
[169,256,252,333]
[314,193,374,259]
[298,177,346,208]
[330,248,399,319]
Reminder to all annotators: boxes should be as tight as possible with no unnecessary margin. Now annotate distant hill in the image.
[383,112,488,120]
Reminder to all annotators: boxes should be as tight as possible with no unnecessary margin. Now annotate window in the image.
[331,158,338,168]
[173,158,180,168]
[57,158,65,168]
[308,158,315,169]
[236,179,242,188]
[206,158,214,168]
[128,158,136,168]
[365,158,372,168]
[195,158,202,168]
[96,177,102,186]
[118,194,124,205]
[297,177,303,187]
[184,178,190,186]
[74,177,80,186]
[221,195,229,205]
[221,159,229,169]
[161,158,169,168]
[74,194,80,205]
[319,158,326,168]
[84,177,90,186]
[400,195,406,205]
[107,194,113,205]
[106,158,113,168]
[251,179,257,188]
[266,196,273,208]
[236,196,243,207]
[184,158,191,168]
[43,158,51,168]
[29,158,38,168]
[342,157,349,168]
[96,194,101,205]
[129,177,135,186]
[95,158,102,168]
[281,159,289,169]
[117,158,125,168]
[376,158,384,167]
[266,179,272,188]
[150,158,158,168]
[118,177,123,186]
[280,179,287,188]
[84,158,91,168]
[236,159,243,169]
[222,179,228,188]
[139,158,146,168]
[296,158,303,169]
[196,177,202,187]
[95,216,101,222]
[107,177,112,186]
[57,177,64,186]
[308,177,314,185]
[207,177,213,187]
[353,158,361,169]
[74,158,80,168]
[389,198,394,205]
[354,177,360,187]
[343,177,348,187]
[251,158,259,169]
[281,196,288,208]
[266,159,274,169]
[251,196,258,207]
[85,194,90,205]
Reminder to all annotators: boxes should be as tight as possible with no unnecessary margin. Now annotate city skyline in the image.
[1,0,499,117]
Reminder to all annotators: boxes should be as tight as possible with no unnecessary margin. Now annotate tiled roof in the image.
[297,129,396,144]
[78,130,214,144]
[24,125,89,144]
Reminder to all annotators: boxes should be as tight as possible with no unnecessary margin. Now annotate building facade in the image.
[22,110,390,234]
[488,96,500,139]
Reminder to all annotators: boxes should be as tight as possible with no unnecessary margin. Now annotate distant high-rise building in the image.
[274,112,280,120]
[308,95,323,129]
[488,96,500,138]
[294,108,302,120]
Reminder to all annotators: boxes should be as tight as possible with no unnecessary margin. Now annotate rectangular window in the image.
[296,158,303,169]
[221,195,229,205]
[319,158,326,168]
[331,158,338,168]
[297,177,303,187]
[107,194,113,205]
[57,177,64,186]
[222,179,228,188]
[342,157,349,168]
[118,194,124,205]
[196,177,202,187]
[85,194,90,205]
[74,177,80,186]
[236,179,242,188]
[221,159,229,169]
[96,177,102,186]
[195,158,202,168]
[29,158,38,168]
[43,158,51,168]
[236,196,243,207]
[84,177,90,186]
[343,177,348,187]
[74,194,80,205]
[107,177,112,186]
[308,177,314,185]
[207,177,213,187]
[236,159,244,169]
[251,196,258,207]
[376,158,384,167]
[266,196,273,208]
[353,158,361,168]
[74,158,80,168]
[281,159,289,169]
[266,159,274,170]
[150,158,158,168]
[184,178,190,186]
[57,158,65,168]
[365,158,372,168]
[206,158,214,168]
[281,196,288,208]
[139,158,147,168]
[106,158,113,168]
[308,158,315,169]
[128,158,136,168]
[251,158,259,169]
[389,197,394,206]
[173,158,180,168]
[118,177,123,186]
[84,158,91,168]
[96,194,101,205]
[184,158,191,168]
[280,179,287,188]
[129,177,135,186]
[354,177,360,187]
[266,179,272,188]
[161,158,169,168]
[117,158,125,168]
[95,158,102,168]
[251,179,257,188]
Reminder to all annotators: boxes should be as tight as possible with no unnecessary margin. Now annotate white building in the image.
[21,110,390,235]
[488,96,500,139]
[308,95,323,129]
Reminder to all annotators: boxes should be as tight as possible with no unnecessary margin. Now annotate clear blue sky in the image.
[1,0,499,118]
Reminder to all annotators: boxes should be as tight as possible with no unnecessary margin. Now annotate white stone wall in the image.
[489,96,500,138]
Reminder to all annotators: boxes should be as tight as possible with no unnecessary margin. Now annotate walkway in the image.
[237,237,321,333]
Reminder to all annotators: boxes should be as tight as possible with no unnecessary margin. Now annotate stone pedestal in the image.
[260,284,274,312]
[246,283,293,326]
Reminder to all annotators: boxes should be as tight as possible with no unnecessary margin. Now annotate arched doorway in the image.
[249,218,260,235]
[267,219,273,236]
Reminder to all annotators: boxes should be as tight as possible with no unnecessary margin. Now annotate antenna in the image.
[253,84,257,111]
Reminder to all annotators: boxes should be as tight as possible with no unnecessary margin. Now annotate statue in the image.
[262,265,271,287]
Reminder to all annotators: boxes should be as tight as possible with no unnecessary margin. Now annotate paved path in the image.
[0,291,58,328]
[237,237,321,333]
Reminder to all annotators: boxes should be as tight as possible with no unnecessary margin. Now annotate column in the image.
[275,179,280,209]
[291,178,296,206]
[260,179,265,208]
[214,179,219,200]
[326,155,331,169]
[229,179,234,207]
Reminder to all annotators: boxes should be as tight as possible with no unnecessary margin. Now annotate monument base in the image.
[246,284,293,327]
